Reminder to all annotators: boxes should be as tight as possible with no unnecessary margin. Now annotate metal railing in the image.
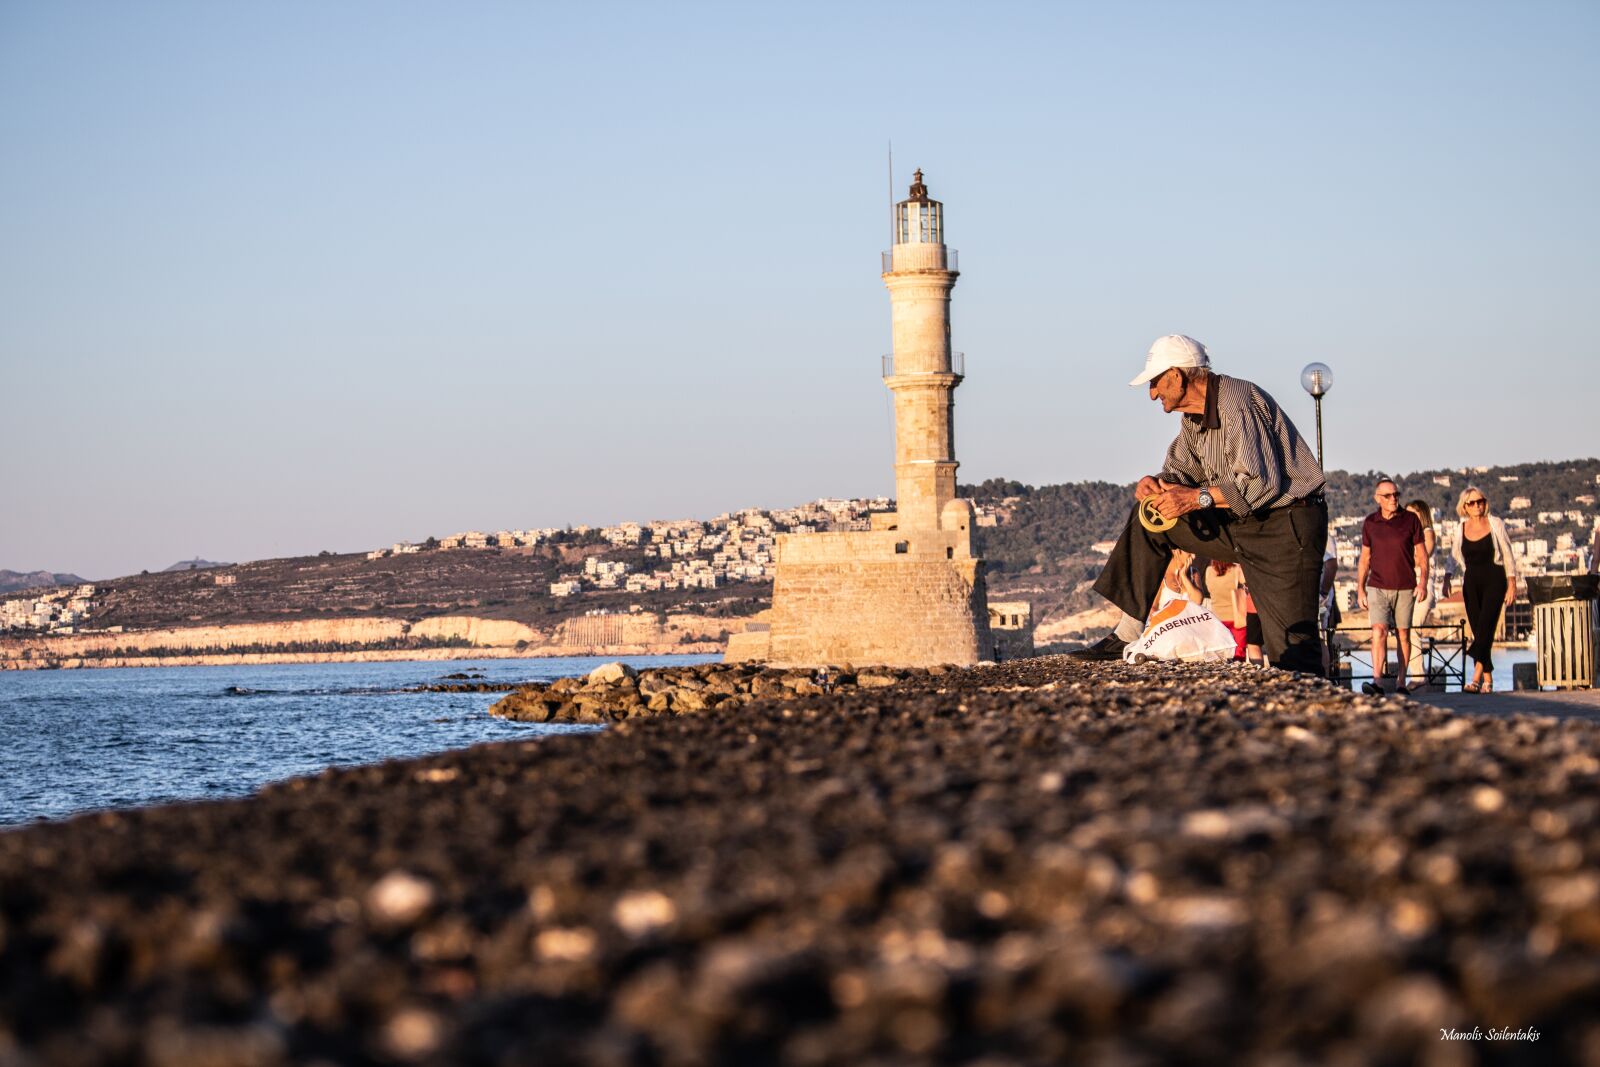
[880,248,959,273]
[882,352,964,378]
[1331,620,1467,688]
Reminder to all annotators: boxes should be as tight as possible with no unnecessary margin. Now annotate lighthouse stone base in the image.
[726,503,994,668]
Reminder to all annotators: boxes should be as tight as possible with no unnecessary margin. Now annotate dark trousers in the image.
[1094,500,1329,674]
[1463,563,1507,671]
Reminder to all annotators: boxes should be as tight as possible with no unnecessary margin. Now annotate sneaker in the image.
[1361,681,1385,696]
[1067,635,1128,662]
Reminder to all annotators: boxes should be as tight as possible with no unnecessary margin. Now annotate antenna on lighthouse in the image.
[887,140,894,248]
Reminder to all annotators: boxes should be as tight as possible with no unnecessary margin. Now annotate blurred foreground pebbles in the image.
[2,658,1599,1065]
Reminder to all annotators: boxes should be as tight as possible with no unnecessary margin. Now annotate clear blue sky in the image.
[3,1,1596,579]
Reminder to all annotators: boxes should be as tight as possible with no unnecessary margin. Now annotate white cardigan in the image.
[1451,515,1518,579]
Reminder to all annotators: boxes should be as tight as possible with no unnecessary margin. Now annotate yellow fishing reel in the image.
[1137,496,1178,534]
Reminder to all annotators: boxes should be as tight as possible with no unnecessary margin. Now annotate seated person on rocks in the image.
[1238,580,1265,666]
[1070,334,1328,673]
[1201,559,1247,661]
[1125,548,1237,664]
[1152,549,1205,616]
[1319,532,1340,677]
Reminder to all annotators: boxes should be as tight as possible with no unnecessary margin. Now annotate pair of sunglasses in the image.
[1467,499,1487,507]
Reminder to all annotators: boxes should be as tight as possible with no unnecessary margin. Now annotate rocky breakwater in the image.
[3,660,1600,1064]
[489,660,926,723]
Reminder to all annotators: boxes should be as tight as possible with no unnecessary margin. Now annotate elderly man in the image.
[1071,335,1328,673]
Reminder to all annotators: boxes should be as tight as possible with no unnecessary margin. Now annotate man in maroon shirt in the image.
[1356,479,1428,695]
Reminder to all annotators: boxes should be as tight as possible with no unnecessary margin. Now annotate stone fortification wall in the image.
[553,614,663,648]
[409,617,544,646]
[992,628,1033,662]
[661,613,736,644]
[734,521,994,668]
[764,554,990,667]
[0,615,546,666]
[777,528,971,566]
[724,628,772,662]
[987,600,1036,662]
[0,610,743,669]
[3,617,413,659]
[1,642,725,671]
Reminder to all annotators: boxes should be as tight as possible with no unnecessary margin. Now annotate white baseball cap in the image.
[1129,334,1210,387]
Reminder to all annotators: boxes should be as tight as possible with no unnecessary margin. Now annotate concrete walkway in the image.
[1410,686,1600,722]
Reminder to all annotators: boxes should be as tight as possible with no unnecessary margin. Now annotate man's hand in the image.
[1358,586,1369,610]
[1135,475,1168,501]
[1416,581,1428,602]
[1151,485,1205,519]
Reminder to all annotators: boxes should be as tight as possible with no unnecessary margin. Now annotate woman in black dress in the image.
[1450,487,1518,692]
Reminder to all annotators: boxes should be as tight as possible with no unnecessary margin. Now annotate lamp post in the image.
[1300,362,1333,469]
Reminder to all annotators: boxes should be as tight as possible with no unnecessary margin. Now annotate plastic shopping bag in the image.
[1123,597,1239,663]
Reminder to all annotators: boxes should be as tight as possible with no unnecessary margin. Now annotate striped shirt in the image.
[1161,374,1325,515]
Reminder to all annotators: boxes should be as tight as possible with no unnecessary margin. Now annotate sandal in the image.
[1461,682,1480,693]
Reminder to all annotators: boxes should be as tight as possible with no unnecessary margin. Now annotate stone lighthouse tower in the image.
[726,169,1002,668]
[884,169,961,530]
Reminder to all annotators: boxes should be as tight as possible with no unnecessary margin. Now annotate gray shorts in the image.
[1367,586,1415,629]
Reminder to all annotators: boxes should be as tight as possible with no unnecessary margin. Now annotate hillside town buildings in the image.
[0,585,98,635]
[544,497,894,596]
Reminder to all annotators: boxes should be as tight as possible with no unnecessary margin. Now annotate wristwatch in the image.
[1197,488,1215,510]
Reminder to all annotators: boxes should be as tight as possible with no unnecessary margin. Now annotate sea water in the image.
[0,654,717,827]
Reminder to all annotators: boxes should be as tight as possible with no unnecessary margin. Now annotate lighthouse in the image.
[883,169,961,531]
[725,169,1025,668]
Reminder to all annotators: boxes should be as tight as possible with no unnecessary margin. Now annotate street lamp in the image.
[1300,362,1333,469]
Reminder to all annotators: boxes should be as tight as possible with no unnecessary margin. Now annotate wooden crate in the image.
[1535,601,1596,689]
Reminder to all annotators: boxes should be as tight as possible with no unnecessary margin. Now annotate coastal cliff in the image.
[0,613,730,669]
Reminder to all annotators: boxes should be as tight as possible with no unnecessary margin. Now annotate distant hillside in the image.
[0,570,87,595]
[23,536,763,635]
[8,457,1593,638]
[1323,459,1600,530]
